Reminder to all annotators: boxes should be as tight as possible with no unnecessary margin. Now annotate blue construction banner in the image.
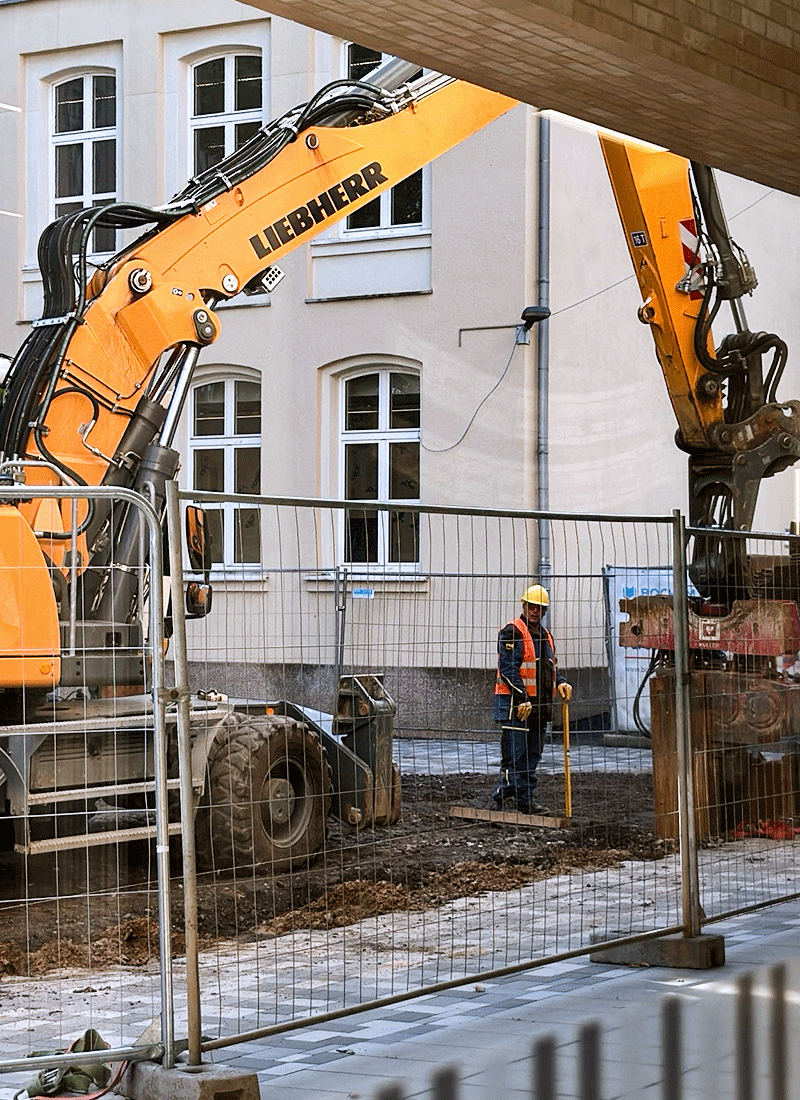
[602,565,679,735]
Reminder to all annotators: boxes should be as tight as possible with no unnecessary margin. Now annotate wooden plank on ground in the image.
[449,804,569,828]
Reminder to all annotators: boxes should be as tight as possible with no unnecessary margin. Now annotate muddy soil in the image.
[0,768,671,976]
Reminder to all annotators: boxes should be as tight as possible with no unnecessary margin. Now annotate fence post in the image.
[165,479,202,1067]
[131,487,178,1072]
[671,509,702,939]
[334,564,349,699]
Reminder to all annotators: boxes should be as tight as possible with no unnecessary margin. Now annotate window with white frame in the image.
[190,52,262,176]
[51,72,117,253]
[344,44,424,235]
[189,377,262,567]
[342,369,420,565]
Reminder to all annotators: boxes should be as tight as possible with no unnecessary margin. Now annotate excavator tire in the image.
[197,712,332,874]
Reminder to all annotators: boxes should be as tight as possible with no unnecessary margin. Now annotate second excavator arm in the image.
[601,137,800,603]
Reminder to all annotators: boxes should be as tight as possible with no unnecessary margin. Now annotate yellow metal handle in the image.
[562,699,572,819]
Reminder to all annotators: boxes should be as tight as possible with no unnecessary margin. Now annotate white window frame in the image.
[50,71,119,255]
[339,366,421,571]
[162,23,270,201]
[339,44,430,242]
[189,50,263,179]
[187,371,263,573]
[23,43,122,320]
[308,42,432,300]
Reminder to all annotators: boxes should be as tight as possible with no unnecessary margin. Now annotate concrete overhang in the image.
[240,0,800,195]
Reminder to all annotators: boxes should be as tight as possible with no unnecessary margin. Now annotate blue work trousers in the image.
[495,714,547,806]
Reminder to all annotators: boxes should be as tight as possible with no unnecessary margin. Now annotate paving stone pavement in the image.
[392,735,652,777]
[207,898,800,1099]
[2,888,798,1099]
[2,737,798,1100]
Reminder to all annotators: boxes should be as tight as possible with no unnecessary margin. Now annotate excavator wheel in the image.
[197,712,332,874]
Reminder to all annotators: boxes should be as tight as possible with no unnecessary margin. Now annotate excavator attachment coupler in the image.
[328,675,400,828]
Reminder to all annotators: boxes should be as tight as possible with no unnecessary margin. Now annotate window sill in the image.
[310,231,431,299]
[208,568,269,585]
[306,289,432,304]
[215,294,271,311]
[311,231,430,257]
[303,571,429,595]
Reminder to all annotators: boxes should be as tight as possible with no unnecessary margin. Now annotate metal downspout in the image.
[537,112,551,585]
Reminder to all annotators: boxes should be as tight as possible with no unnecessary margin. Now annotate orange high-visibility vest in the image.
[494,617,557,700]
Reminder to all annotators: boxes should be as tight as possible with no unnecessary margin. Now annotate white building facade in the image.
[2,0,799,727]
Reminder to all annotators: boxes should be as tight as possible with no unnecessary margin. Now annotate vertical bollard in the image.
[661,995,682,1100]
[736,972,754,1100]
[533,1034,556,1100]
[769,964,788,1100]
[578,1022,601,1100]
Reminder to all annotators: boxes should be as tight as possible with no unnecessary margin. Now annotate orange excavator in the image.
[0,60,516,863]
[1,52,796,858]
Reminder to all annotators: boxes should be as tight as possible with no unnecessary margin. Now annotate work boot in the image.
[516,800,551,816]
[491,789,516,810]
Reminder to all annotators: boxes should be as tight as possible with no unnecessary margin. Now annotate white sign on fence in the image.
[603,565,674,735]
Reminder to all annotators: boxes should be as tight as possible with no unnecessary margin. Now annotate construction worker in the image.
[492,584,572,814]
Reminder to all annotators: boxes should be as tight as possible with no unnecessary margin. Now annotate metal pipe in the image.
[334,565,348,704]
[321,58,441,128]
[364,56,421,91]
[68,498,78,656]
[159,345,201,449]
[0,1045,163,1074]
[141,488,176,1070]
[9,482,180,1070]
[165,478,203,1067]
[537,113,551,585]
[170,486,676,526]
[672,508,701,938]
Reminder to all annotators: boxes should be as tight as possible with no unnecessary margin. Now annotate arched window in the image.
[341,368,420,565]
[344,44,425,236]
[190,53,262,176]
[189,375,262,567]
[51,71,117,253]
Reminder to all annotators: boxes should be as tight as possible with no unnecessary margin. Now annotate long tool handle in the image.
[562,699,572,818]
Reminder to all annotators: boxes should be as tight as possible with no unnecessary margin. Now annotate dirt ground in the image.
[0,768,672,976]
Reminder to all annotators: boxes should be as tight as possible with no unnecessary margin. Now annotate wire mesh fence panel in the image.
[6,483,800,1071]
[674,526,800,921]
[0,486,170,1081]
[175,495,704,1047]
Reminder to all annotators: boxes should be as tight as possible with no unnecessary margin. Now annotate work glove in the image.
[557,682,573,702]
[516,701,533,721]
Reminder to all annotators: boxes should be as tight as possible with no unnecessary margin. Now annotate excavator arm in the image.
[3,70,514,496]
[0,66,515,679]
[601,137,800,601]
